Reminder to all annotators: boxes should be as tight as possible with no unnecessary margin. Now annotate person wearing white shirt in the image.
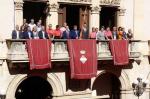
[28,19,36,31]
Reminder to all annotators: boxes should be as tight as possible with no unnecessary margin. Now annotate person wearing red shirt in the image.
[105,27,113,40]
[46,24,54,39]
[53,25,61,39]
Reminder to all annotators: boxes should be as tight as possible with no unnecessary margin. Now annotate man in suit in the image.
[62,26,70,39]
[70,25,79,39]
[80,23,89,39]
[12,25,23,39]
[38,26,49,39]
[23,26,34,39]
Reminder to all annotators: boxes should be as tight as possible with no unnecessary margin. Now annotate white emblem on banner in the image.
[80,50,87,64]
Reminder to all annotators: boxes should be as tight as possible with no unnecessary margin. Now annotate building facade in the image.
[0,0,150,99]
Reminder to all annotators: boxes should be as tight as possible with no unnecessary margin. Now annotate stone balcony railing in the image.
[58,0,92,4]
[6,39,141,63]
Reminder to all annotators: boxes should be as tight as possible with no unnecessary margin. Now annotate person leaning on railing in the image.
[38,26,49,39]
[22,26,34,39]
[46,24,54,39]
[96,26,106,41]
[53,25,61,39]
[12,25,23,39]
[89,27,96,39]
[127,29,133,40]
[104,27,113,40]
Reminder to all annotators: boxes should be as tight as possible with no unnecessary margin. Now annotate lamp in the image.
[132,77,148,99]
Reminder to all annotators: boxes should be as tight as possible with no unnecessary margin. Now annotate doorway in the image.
[58,4,89,30]
[100,7,118,29]
[15,76,53,99]
[23,1,47,25]
[66,5,80,30]
[92,73,121,99]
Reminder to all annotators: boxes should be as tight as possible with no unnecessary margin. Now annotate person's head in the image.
[37,22,41,26]
[66,26,69,30]
[106,27,110,31]
[101,26,105,31]
[92,27,95,32]
[38,19,42,24]
[23,19,26,24]
[32,26,37,32]
[73,25,77,30]
[56,25,60,29]
[15,25,20,31]
[31,19,34,24]
[48,24,52,29]
[41,26,45,31]
[113,26,117,31]
[101,27,105,31]
[122,27,125,31]
[95,28,99,32]
[118,27,122,31]
[128,29,132,33]
[63,22,67,27]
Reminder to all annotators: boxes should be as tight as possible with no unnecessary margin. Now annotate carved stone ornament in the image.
[58,0,91,4]
[91,6,101,14]
[14,2,23,10]
[118,8,126,16]
[49,3,59,12]
[100,0,121,6]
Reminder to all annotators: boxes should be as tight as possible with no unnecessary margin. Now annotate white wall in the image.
[0,0,14,40]
[144,0,150,40]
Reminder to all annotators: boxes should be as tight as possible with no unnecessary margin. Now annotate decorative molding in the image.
[49,3,59,12]
[58,0,91,4]
[91,6,101,14]
[14,1,23,10]
[100,0,121,6]
[118,8,126,16]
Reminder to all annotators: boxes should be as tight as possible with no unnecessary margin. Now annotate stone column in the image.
[90,6,101,31]
[46,3,59,29]
[14,1,23,27]
[117,7,126,27]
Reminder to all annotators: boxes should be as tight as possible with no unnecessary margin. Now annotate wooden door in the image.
[58,5,66,26]
[79,6,89,29]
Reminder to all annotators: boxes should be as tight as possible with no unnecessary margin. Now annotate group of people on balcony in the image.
[12,18,133,40]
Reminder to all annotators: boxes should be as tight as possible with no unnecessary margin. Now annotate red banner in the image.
[27,39,51,70]
[67,40,97,79]
[109,40,129,65]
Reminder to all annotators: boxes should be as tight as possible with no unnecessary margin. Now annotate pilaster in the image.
[46,2,59,29]
[14,0,23,27]
[90,5,101,31]
[117,7,126,27]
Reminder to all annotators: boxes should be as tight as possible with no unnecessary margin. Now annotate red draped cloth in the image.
[27,39,51,70]
[67,40,97,79]
[109,40,129,65]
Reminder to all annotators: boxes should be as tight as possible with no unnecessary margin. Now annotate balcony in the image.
[58,0,92,5]
[6,39,141,64]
